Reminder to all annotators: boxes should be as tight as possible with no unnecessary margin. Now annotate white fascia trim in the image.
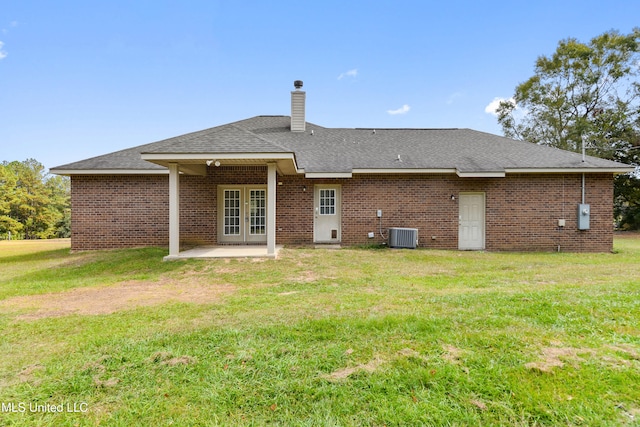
[50,169,169,175]
[304,168,458,177]
[456,170,506,178]
[140,152,296,161]
[505,167,636,174]
[304,172,353,178]
[352,168,456,174]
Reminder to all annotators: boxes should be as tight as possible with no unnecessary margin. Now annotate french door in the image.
[218,186,267,244]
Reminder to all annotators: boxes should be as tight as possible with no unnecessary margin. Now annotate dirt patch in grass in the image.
[149,351,197,366]
[18,364,44,383]
[325,356,385,381]
[0,278,235,320]
[601,344,640,369]
[93,376,119,388]
[163,356,197,366]
[608,344,640,360]
[470,399,488,411]
[294,270,319,283]
[525,347,595,373]
[526,344,640,373]
[442,344,464,364]
[324,348,431,381]
[441,344,471,374]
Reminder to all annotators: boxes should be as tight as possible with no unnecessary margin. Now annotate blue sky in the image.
[1,0,639,170]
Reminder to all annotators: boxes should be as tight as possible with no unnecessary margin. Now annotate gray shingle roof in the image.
[143,122,291,154]
[51,115,632,174]
[51,142,167,171]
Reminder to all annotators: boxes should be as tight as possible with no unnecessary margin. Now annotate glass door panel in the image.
[249,189,266,236]
[224,189,241,236]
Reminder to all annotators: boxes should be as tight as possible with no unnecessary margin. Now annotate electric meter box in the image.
[577,204,590,230]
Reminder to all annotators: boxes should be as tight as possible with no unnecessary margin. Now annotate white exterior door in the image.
[314,185,341,243]
[218,186,267,244]
[458,193,485,250]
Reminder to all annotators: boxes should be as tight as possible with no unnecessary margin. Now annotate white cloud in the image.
[2,21,17,35]
[387,104,410,115]
[338,69,358,80]
[484,97,515,116]
[0,41,6,60]
[447,91,464,105]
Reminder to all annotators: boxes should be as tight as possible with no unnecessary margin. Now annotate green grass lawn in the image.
[0,238,639,426]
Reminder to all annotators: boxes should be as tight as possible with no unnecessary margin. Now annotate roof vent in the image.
[291,80,306,132]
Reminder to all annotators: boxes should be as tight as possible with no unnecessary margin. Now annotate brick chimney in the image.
[291,80,306,132]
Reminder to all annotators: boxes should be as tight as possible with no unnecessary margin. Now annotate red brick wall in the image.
[335,173,613,252]
[179,174,215,246]
[483,174,613,252]
[71,171,615,252]
[70,167,272,250]
[70,175,169,250]
[275,174,314,244]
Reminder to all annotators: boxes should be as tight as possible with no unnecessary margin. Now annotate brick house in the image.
[51,81,633,256]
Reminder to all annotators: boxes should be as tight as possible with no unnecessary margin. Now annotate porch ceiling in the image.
[141,154,299,176]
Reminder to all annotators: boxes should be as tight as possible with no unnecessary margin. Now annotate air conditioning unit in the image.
[388,227,418,249]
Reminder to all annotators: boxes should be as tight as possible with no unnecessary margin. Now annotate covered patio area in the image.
[139,150,299,260]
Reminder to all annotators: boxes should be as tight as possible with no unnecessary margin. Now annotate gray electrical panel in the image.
[577,204,590,230]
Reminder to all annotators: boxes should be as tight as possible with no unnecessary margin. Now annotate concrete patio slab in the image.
[314,244,342,249]
[164,245,283,260]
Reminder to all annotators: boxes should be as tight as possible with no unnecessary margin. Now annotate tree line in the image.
[496,28,640,230]
[0,159,70,239]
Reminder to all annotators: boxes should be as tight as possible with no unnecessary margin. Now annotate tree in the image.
[615,173,640,230]
[46,174,71,238]
[496,29,640,228]
[0,159,70,239]
[0,164,24,237]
